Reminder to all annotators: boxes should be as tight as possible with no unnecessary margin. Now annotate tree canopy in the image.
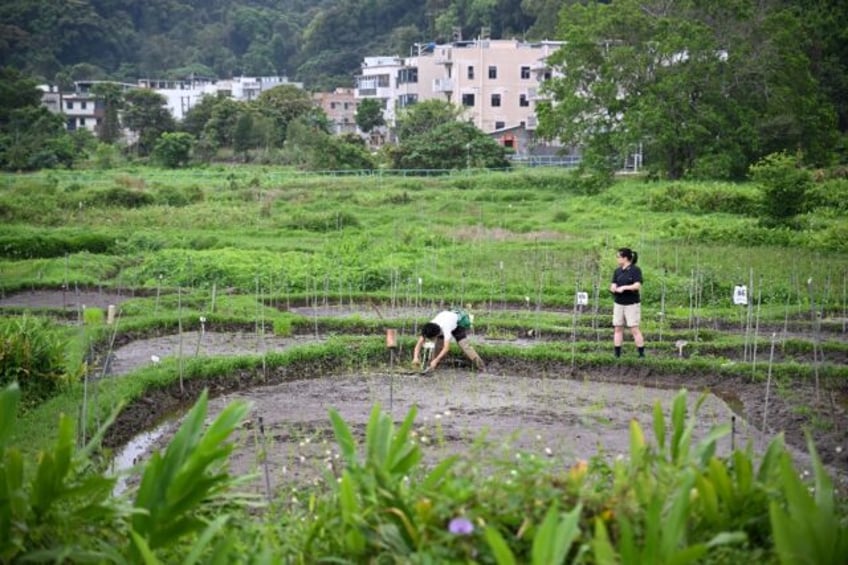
[537,0,843,179]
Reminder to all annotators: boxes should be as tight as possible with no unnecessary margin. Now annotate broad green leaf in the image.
[182,515,229,565]
[592,517,616,565]
[329,408,357,466]
[130,531,162,565]
[652,401,665,451]
[484,526,517,565]
[0,384,21,447]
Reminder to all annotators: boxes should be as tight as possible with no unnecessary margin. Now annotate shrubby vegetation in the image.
[1,378,845,561]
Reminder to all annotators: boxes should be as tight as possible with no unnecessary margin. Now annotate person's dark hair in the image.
[617,247,638,265]
[422,322,441,339]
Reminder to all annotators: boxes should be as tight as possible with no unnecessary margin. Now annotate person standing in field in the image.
[610,248,645,358]
[413,308,485,373]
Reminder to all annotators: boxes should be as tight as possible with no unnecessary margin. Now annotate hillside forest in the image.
[0,0,846,179]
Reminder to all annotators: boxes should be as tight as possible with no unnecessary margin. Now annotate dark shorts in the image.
[451,326,469,341]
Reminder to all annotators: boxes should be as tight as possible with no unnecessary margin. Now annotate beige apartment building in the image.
[312,88,358,135]
[356,39,564,150]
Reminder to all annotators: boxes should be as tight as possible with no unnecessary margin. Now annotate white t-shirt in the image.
[431,310,459,342]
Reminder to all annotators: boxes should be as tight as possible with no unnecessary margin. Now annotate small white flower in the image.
[150,355,160,364]
[536,434,542,441]
[299,455,306,463]
[836,446,843,454]
[435,413,442,420]
[420,436,429,443]
[515,453,522,460]
[444,410,451,417]
[544,447,553,456]
[298,441,305,447]
[510,469,518,476]
[199,316,206,323]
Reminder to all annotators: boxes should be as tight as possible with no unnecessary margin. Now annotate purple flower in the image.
[448,516,474,535]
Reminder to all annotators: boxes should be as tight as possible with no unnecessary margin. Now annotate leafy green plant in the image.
[84,306,105,325]
[324,404,429,558]
[0,383,128,562]
[130,388,253,556]
[0,315,70,406]
[749,152,812,225]
[769,434,848,564]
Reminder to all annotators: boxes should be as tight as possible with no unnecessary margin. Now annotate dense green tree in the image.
[152,131,194,168]
[284,115,374,170]
[749,151,812,226]
[0,67,78,170]
[395,99,460,142]
[201,97,243,148]
[90,82,124,144]
[181,93,229,137]
[255,84,316,146]
[122,89,175,155]
[538,0,840,179]
[0,67,41,125]
[0,106,76,170]
[391,120,509,169]
[355,98,385,133]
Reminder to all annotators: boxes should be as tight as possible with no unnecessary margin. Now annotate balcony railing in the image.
[433,78,454,92]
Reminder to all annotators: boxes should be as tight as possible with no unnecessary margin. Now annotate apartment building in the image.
[40,84,113,132]
[312,88,358,135]
[136,76,304,121]
[42,76,305,132]
[355,39,564,145]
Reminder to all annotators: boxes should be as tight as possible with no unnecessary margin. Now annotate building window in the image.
[79,118,86,126]
[521,66,531,79]
[66,101,74,110]
[519,94,529,107]
[462,93,475,106]
[81,100,87,110]
[344,102,350,109]
[467,66,474,79]
[488,66,497,79]
[543,70,552,81]
[495,121,505,130]
[66,117,76,130]
[330,102,337,109]
[398,67,418,84]
[397,94,418,107]
[491,93,501,107]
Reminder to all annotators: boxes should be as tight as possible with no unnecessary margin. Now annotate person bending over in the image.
[413,309,485,373]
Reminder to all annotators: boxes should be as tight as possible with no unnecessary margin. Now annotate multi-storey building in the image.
[136,76,304,121]
[42,76,305,131]
[40,86,103,132]
[312,88,358,135]
[355,39,564,151]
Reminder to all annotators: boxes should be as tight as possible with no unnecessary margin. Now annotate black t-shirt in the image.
[611,265,642,305]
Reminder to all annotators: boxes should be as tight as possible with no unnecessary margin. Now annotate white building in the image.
[137,76,304,121]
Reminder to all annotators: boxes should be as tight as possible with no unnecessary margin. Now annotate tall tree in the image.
[355,97,385,133]
[537,0,839,179]
[122,89,175,155]
[90,82,123,144]
[255,84,316,146]
[395,99,460,141]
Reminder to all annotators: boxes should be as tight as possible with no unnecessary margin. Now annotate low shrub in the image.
[0,315,70,407]
[86,186,155,208]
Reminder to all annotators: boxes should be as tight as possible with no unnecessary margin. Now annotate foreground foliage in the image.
[1,381,845,562]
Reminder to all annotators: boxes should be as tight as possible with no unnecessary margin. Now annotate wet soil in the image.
[3,291,846,492]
